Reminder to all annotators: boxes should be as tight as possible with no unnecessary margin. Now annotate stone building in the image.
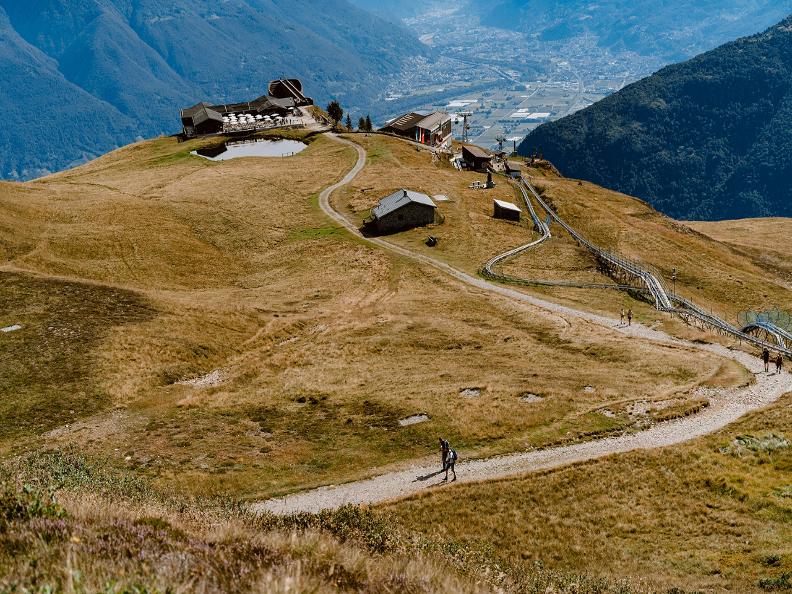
[367,189,437,234]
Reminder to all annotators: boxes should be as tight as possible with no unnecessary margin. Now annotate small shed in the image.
[505,161,523,178]
[462,145,493,171]
[493,199,521,222]
[369,189,437,234]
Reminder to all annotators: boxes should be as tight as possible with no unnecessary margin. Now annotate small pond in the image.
[192,139,308,161]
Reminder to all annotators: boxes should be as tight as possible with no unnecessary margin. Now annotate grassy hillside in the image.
[520,15,792,220]
[519,171,792,322]
[0,451,489,594]
[688,218,792,286]
[0,447,661,594]
[2,131,790,590]
[334,135,792,338]
[0,131,739,505]
[386,392,792,593]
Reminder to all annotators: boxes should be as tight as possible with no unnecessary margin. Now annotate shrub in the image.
[0,484,65,528]
[759,573,792,591]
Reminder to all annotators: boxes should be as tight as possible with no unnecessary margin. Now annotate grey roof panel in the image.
[372,189,437,219]
[463,145,491,159]
[416,111,451,131]
[383,112,425,132]
[494,199,521,212]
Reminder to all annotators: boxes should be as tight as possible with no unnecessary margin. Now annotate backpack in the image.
[448,449,458,463]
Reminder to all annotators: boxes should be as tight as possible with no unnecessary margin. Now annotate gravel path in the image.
[255,135,792,515]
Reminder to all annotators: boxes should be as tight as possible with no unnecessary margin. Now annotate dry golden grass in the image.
[385,391,792,593]
[526,175,792,321]
[0,448,647,594]
[336,135,792,344]
[0,482,491,593]
[0,131,748,503]
[688,218,792,288]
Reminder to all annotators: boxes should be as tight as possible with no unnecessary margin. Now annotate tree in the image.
[365,115,373,132]
[326,101,343,127]
[358,116,366,131]
[345,114,352,130]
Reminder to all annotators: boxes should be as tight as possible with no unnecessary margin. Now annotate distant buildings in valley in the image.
[179,79,313,138]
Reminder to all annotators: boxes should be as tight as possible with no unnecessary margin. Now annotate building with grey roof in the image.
[179,79,310,137]
[462,145,493,171]
[505,161,523,178]
[367,189,437,234]
[380,111,453,148]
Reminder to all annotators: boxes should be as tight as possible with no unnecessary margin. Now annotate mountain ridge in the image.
[0,0,427,179]
[519,15,792,220]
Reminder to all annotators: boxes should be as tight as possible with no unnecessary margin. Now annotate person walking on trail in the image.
[627,308,633,327]
[777,353,784,374]
[762,348,770,372]
[439,438,449,473]
[444,446,458,482]
[620,308,625,326]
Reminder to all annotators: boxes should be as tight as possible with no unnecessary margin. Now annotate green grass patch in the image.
[366,145,396,165]
[0,273,155,441]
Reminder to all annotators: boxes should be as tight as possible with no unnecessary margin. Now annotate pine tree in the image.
[365,115,373,132]
[326,101,343,127]
[345,114,352,130]
[358,116,366,131]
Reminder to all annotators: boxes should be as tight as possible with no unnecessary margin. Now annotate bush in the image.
[759,573,792,591]
[0,484,65,528]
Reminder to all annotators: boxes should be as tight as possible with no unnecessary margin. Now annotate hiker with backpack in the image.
[627,308,633,326]
[777,353,784,374]
[439,438,450,473]
[762,348,770,372]
[444,445,458,482]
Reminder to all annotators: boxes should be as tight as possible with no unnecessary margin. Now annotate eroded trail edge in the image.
[255,135,792,515]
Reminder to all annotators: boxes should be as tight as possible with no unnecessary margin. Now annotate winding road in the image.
[255,134,792,515]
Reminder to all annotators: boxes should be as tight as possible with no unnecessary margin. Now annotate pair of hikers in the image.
[762,348,784,373]
[620,308,633,326]
[438,438,457,481]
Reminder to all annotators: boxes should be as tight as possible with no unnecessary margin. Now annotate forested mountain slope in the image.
[520,16,792,220]
[0,0,426,179]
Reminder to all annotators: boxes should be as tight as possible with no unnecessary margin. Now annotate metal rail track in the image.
[482,179,638,291]
[484,176,791,358]
[740,321,792,350]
